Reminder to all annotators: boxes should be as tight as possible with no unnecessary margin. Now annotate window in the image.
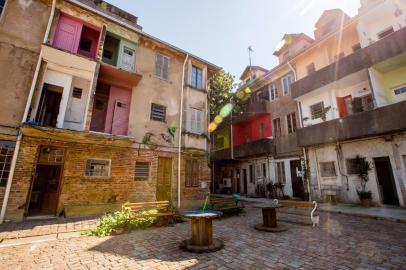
[189,108,202,134]
[103,50,113,60]
[286,112,297,134]
[0,141,15,187]
[135,162,149,180]
[0,0,5,16]
[334,52,345,61]
[79,39,92,52]
[191,66,203,89]
[259,122,266,138]
[378,27,394,39]
[72,87,82,99]
[310,102,324,120]
[85,159,110,177]
[262,163,267,179]
[352,43,361,52]
[393,85,406,96]
[155,53,169,80]
[273,118,281,138]
[150,103,166,122]
[269,83,278,101]
[282,75,293,95]
[215,136,224,149]
[319,162,336,177]
[186,160,199,187]
[275,162,286,183]
[346,158,365,175]
[306,63,316,75]
[352,95,374,113]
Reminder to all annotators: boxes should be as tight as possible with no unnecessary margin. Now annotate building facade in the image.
[290,0,406,206]
[0,0,219,222]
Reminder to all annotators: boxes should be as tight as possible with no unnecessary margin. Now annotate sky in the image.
[107,0,360,81]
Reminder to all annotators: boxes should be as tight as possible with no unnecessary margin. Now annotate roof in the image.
[239,66,268,80]
[315,9,350,28]
[273,33,314,56]
[67,0,221,70]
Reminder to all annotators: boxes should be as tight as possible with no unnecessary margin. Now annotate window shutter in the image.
[190,109,196,133]
[155,54,163,77]
[135,162,149,180]
[162,56,169,80]
[196,110,202,134]
[186,160,191,187]
[192,160,199,187]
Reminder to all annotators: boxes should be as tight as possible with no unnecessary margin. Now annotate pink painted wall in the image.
[233,114,272,146]
[104,86,132,136]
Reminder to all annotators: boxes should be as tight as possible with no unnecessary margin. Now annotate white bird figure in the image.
[311,201,319,227]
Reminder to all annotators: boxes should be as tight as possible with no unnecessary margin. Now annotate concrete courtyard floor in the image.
[0,204,406,270]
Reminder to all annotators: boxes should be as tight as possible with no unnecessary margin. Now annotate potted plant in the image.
[354,155,373,207]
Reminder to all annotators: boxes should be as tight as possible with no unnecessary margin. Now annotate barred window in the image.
[275,162,286,183]
[346,158,366,175]
[186,160,199,187]
[150,103,166,122]
[85,159,110,177]
[269,83,278,101]
[0,141,15,187]
[310,102,324,120]
[319,162,336,177]
[135,162,149,180]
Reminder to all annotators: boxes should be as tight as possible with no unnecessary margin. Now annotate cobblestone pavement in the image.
[0,217,98,240]
[0,205,405,270]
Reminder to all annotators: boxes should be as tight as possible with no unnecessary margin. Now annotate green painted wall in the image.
[382,65,406,103]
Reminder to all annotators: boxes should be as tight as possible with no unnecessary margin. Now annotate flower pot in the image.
[360,198,372,207]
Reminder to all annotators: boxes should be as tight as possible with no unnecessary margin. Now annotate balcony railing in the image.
[233,99,272,124]
[296,100,406,147]
[291,27,406,98]
[210,138,275,161]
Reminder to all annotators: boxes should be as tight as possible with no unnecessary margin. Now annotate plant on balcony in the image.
[354,155,373,207]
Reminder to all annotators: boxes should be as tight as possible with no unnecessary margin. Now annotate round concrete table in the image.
[254,203,287,232]
[180,210,224,253]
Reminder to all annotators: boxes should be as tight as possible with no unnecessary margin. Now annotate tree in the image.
[209,70,235,121]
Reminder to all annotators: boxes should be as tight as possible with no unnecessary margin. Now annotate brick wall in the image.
[3,134,210,221]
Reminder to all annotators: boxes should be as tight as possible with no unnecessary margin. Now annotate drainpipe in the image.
[287,61,297,81]
[0,0,57,224]
[177,54,189,209]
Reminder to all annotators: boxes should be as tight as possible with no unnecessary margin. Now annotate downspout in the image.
[0,0,57,224]
[177,54,189,209]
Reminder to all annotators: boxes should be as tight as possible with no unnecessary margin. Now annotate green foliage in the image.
[81,209,157,237]
[209,70,235,121]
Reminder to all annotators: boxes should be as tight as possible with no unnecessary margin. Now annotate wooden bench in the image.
[122,201,174,225]
[210,197,244,214]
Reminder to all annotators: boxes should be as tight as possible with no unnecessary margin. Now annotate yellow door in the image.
[157,157,172,201]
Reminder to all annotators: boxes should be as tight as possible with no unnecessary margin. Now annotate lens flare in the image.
[220,103,233,118]
[208,122,217,133]
[236,90,245,100]
[214,115,223,124]
[244,87,252,94]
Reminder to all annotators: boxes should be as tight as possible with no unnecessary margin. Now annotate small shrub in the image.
[81,208,157,237]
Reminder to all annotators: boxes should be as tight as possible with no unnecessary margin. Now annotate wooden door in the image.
[64,78,90,130]
[53,15,82,53]
[157,157,172,201]
[119,40,136,72]
[374,157,399,205]
[337,95,352,117]
[112,99,130,136]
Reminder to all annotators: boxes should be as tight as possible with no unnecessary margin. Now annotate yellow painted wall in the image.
[214,127,230,149]
[294,23,360,79]
[382,65,406,103]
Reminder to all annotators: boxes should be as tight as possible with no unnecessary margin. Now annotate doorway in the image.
[242,169,248,194]
[374,157,399,205]
[27,146,65,217]
[157,157,172,201]
[36,83,63,127]
[290,160,304,199]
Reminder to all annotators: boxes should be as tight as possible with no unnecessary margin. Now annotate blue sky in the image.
[107,0,360,81]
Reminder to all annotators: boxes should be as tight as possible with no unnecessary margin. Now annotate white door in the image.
[121,46,135,72]
[64,78,90,130]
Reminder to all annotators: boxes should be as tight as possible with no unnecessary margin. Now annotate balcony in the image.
[291,27,406,99]
[296,100,406,147]
[210,138,275,161]
[233,99,272,124]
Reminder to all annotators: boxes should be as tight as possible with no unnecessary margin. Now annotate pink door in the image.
[53,15,82,54]
[105,86,131,136]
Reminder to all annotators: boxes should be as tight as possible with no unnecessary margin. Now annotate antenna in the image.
[248,46,254,69]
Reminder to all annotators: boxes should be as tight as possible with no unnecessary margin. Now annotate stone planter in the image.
[360,198,372,207]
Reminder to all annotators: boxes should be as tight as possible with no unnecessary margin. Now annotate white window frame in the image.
[269,83,278,101]
[85,159,111,177]
[282,75,293,96]
[286,112,297,134]
[0,0,8,20]
[189,107,203,134]
[155,53,170,80]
